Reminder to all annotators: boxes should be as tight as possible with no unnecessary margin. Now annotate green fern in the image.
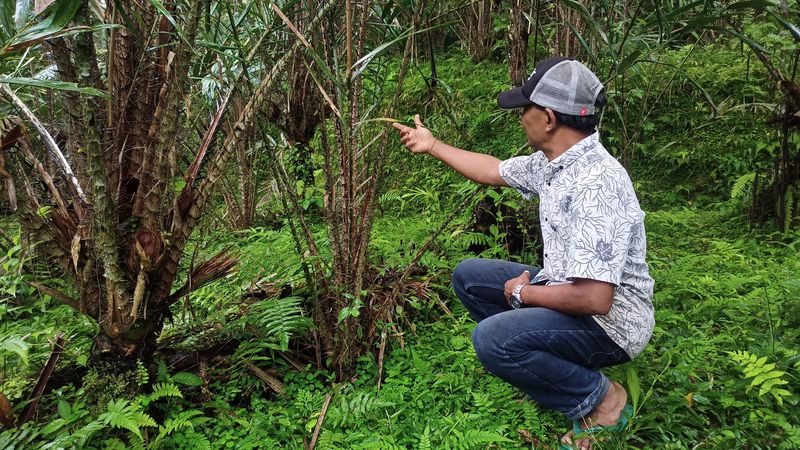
[316,430,347,449]
[140,382,183,407]
[237,296,313,352]
[728,350,792,405]
[777,421,800,450]
[171,372,203,387]
[379,191,404,210]
[98,399,157,441]
[329,391,396,427]
[445,428,510,450]
[730,172,756,199]
[350,436,405,450]
[151,410,209,447]
[459,231,495,248]
[417,425,432,450]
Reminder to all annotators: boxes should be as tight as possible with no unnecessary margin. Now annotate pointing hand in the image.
[392,114,438,154]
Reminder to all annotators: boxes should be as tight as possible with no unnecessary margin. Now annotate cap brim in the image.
[497,87,532,109]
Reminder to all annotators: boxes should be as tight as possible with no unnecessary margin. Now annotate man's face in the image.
[520,104,551,149]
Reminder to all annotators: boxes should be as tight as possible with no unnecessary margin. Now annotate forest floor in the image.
[2,183,799,449]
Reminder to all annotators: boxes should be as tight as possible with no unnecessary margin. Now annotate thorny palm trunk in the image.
[268,0,424,376]
[755,51,800,229]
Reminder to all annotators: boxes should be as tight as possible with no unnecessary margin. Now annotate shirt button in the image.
[545,253,549,257]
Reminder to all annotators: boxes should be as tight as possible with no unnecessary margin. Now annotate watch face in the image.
[511,295,522,309]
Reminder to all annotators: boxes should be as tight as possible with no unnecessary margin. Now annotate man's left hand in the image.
[504,270,531,307]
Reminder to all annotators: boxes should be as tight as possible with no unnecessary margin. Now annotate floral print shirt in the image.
[498,132,654,358]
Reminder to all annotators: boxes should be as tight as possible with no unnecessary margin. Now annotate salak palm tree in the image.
[0,0,336,360]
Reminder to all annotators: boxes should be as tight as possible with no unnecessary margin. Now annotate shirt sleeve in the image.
[565,163,641,286]
[498,153,544,200]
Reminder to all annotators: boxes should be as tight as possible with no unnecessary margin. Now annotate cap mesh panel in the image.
[530,60,602,116]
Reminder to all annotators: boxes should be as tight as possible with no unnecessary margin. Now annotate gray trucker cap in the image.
[497,57,604,116]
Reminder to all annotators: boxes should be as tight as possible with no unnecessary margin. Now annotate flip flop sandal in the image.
[559,404,634,450]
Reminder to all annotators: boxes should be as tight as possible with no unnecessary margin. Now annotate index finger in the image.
[392,122,411,132]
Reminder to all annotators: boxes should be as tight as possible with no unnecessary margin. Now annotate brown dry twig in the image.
[18,333,66,425]
[306,393,333,450]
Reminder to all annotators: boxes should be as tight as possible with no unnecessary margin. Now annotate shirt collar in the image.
[547,131,600,173]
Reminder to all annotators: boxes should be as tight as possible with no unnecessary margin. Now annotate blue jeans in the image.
[452,258,630,420]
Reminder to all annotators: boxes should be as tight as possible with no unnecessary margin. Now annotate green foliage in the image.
[0,227,95,403]
[99,398,158,441]
[730,172,756,200]
[3,8,800,448]
[0,233,34,300]
[234,296,313,352]
[0,335,28,365]
[0,378,210,449]
[728,350,792,405]
[623,205,800,447]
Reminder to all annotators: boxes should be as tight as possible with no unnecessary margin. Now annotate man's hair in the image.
[552,89,606,133]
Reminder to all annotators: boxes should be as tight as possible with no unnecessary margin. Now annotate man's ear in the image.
[544,108,557,130]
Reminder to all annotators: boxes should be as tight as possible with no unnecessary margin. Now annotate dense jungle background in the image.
[1,0,799,448]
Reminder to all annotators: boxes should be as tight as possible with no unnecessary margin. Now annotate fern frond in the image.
[99,399,157,441]
[329,391,396,427]
[172,372,203,387]
[417,425,432,450]
[151,410,208,446]
[446,428,510,449]
[731,172,756,199]
[728,350,792,405]
[239,296,313,352]
[379,191,404,209]
[146,382,184,403]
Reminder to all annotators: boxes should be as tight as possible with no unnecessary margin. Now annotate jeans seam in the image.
[464,281,505,290]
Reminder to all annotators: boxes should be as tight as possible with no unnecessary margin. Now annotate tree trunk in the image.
[508,0,530,86]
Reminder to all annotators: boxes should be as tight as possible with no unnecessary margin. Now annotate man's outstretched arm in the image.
[393,114,509,187]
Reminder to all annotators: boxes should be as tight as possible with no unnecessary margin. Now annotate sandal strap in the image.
[572,404,634,436]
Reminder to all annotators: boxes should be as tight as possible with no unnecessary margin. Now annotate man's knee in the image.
[471,318,502,368]
[452,258,483,292]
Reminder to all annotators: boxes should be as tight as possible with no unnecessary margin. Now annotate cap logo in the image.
[580,107,587,116]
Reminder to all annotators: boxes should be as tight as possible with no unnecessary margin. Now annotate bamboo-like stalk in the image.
[346,0,353,81]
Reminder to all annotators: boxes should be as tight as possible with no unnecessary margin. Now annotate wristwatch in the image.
[510,283,526,309]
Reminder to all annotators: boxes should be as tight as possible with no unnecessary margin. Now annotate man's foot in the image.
[560,380,628,450]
